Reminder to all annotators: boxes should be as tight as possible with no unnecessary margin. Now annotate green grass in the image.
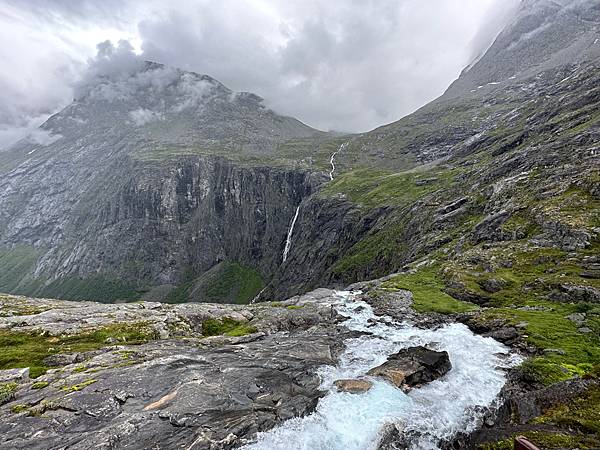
[480,431,600,450]
[532,385,600,434]
[0,323,157,378]
[0,246,40,293]
[379,245,600,386]
[201,317,257,337]
[166,262,263,304]
[382,265,478,314]
[320,167,461,209]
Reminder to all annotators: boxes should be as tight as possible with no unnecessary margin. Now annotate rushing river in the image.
[243,291,521,450]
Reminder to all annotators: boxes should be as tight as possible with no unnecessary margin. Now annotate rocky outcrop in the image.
[0,290,352,449]
[367,346,452,391]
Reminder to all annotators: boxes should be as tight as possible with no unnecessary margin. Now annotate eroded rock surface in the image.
[0,289,355,450]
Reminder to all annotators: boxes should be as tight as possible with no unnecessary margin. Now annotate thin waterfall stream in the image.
[282,205,300,263]
[329,142,348,180]
[243,291,522,450]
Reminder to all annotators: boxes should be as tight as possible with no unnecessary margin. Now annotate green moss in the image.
[201,317,257,337]
[60,379,97,392]
[382,266,478,314]
[533,385,600,434]
[0,382,18,405]
[480,432,599,450]
[0,322,157,378]
[480,303,600,385]
[10,404,28,414]
[31,381,50,390]
[286,305,304,310]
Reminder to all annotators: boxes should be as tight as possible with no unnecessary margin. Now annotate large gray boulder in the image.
[367,346,451,391]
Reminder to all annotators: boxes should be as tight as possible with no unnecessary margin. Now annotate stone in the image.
[0,368,29,383]
[566,313,586,327]
[333,379,373,394]
[578,327,593,334]
[480,278,508,293]
[367,346,451,390]
[550,284,600,304]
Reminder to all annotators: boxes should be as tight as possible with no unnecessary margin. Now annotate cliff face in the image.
[0,62,333,302]
[1,0,599,303]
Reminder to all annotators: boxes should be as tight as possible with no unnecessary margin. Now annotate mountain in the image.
[0,0,598,308]
[0,62,342,303]
[0,0,600,448]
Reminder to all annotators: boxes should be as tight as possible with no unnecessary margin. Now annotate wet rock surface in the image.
[367,346,452,391]
[0,289,354,450]
[333,379,373,394]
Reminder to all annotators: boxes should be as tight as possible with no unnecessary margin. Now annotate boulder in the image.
[367,346,451,391]
[550,284,600,303]
[333,379,373,394]
[0,368,29,383]
[479,278,508,293]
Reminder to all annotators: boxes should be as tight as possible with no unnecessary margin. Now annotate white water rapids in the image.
[243,291,522,450]
[282,205,300,263]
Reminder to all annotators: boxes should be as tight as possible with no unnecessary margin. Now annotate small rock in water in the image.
[367,346,451,391]
[333,379,373,394]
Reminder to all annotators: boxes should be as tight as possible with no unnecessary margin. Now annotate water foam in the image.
[242,291,521,450]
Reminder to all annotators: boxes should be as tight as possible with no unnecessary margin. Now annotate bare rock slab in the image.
[367,346,451,391]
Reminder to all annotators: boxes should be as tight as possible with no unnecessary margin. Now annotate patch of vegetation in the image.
[31,381,50,390]
[0,246,40,293]
[382,265,478,314]
[539,186,600,229]
[532,385,600,435]
[201,317,257,337]
[37,275,141,303]
[0,382,18,405]
[60,379,97,393]
[166,262,263,305]
[480,431,600,450]
[0,322,157,378]
[330,219,409,282]
[320,167,461,209]
[10,404,28,414]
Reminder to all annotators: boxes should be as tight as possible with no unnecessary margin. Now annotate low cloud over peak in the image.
[0,0,517,148]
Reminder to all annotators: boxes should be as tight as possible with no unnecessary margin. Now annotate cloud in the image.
[0,0,515,146]
[129,108,162,126]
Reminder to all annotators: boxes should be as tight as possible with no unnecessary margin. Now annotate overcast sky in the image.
[0,0,518,148]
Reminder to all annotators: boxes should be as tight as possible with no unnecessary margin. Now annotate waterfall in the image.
[329,142,348,181]
[250,286,267,304]
[282,205,300,263]
[242,291,523,450]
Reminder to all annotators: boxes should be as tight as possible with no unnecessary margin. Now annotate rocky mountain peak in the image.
[446,0,600,96]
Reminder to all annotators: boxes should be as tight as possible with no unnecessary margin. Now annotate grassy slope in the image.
[165,262,263,304]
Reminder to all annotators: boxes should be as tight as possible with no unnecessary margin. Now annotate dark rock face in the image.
[367,346,451,391]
